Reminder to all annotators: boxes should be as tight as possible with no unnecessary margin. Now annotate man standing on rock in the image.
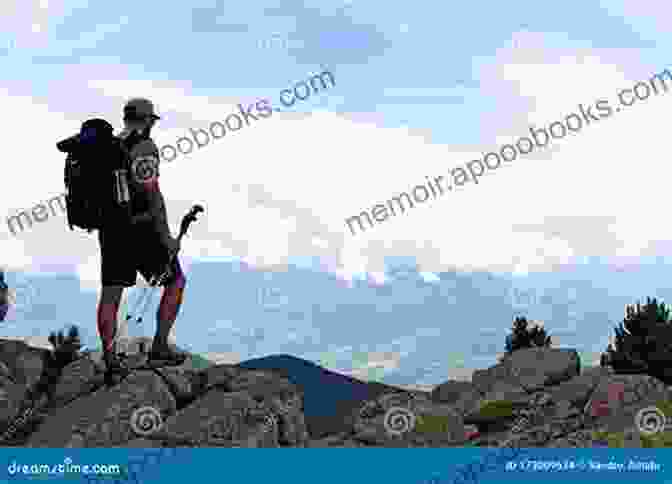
[97,98,187,377]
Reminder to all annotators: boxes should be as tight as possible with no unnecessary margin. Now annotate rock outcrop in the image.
[1,339,671,447]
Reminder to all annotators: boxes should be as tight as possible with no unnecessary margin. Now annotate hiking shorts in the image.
[98,224,184,287]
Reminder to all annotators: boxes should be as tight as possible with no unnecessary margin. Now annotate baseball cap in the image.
[123,98,161,121]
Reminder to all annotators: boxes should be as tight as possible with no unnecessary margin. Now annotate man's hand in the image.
[161,234,180,256]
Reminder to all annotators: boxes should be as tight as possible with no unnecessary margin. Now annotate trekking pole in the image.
[124,204,204,325]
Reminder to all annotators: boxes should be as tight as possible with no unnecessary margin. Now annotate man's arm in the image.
[129,141,172,240]
[146,182,172,241]
[128,184,170,234]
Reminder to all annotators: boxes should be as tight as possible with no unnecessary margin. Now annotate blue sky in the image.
[2,0,672,387]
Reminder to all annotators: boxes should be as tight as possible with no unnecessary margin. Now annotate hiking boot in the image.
[148,347,188,367]
[103,351,130,387]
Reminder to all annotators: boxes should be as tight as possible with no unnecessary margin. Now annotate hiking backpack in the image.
[57,119,136,231]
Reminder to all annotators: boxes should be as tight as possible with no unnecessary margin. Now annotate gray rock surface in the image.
[1,339,671,447]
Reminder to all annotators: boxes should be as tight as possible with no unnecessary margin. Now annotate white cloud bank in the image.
[2,39,672,290]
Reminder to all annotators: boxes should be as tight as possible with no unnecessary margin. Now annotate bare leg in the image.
[97,285,124,353]
[152,267,186,352]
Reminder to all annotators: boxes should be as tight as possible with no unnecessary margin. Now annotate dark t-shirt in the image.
[119,129,161,216]
[101,128,161,233]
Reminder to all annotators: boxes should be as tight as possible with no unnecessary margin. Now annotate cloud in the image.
[201,352,242,365]
[0,0,66,37]
[3,42,672,295]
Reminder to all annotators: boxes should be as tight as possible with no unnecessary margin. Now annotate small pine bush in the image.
[48,325,82,369]
[29,325,83,403]
[602,297,672,383]
[504,316,552,355]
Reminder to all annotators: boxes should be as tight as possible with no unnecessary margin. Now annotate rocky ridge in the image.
[1,338,671,448]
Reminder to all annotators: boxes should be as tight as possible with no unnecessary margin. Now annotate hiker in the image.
[0,270,8,322]
[96,98,187,374]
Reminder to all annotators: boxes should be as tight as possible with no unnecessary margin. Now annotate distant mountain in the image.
[5,258,672,386]
[236,354,420,438]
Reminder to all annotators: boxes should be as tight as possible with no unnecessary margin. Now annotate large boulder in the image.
[190,364,240,395]
[547,365,614,408]
[151,367,310,447]
[226,369,309,446]
[0,375,28,432]
[152,389,280,447]
[431,380,482,416]
[49,356,101,408]
[483,380,529,403]
[0,340,48,389]
[472,361,512,395]
[154,367,197,403]
[351,392,467,447]
[506,347,581,391]
[27,370,176,447]
[582,374,672,434]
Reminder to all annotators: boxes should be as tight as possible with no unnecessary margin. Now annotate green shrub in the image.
[504,317,552,355]
[590,428,672,448]
[28,325,83,402]
[602,297,672,383]
[414,414,453,434]
[591,430,625,447]
[476,400,515,419]
[638,400,672,447]
[190,353,213,371]
[640,430,672,448]
[655,399,672,417]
